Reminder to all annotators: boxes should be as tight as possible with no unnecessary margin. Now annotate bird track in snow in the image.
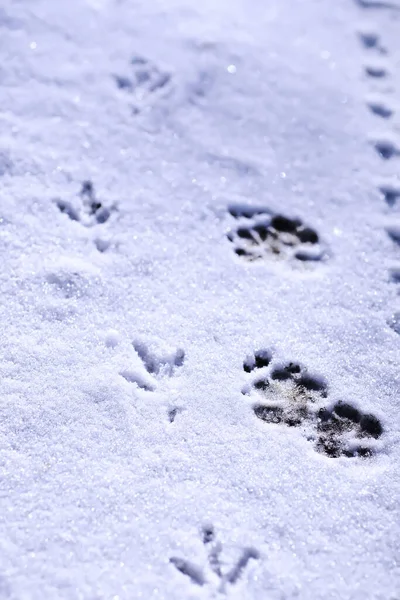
[170,524,259,593]
[55,180,115,252]
[120,341,185,421]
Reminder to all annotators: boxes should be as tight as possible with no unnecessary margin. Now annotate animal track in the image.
[364,60,389,78]
[55,181,115,229]
[387,224,400,245]
[389,266,400,284]
[379,180,400,206]
[366,94,394,118]
[355,10,400,338]
[373,134,400,159]
[120,341,185,397]
[227,205,325,265]
[242,350,383,458]
[356,0,400,8]
[114,55,173,114]
[359,30,386,52]
[170,525,259,593]
[388,311,400,334]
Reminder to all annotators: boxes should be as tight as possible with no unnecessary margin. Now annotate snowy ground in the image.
[0,0,400,598]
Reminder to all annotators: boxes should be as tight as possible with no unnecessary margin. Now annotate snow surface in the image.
[0,0,400,598]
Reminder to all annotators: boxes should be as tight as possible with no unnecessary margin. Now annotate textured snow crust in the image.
[0,0,399,599]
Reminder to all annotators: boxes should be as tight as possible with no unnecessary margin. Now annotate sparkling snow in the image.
[0,0,399,598]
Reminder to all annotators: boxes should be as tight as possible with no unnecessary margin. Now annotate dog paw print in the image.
[55,181,115,229]
[243,350,383,458]
[114,55,173,114]
[227,205,325,265]
[170,525,259,594]
[120,340,185,394]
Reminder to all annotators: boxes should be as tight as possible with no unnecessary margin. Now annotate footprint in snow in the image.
[388,311,400,334]
[114,55,173,115]
[356,21,400,336]
[364,59,390,79]
[170,524,259,593]
[372,133,400,160]
[358,32,399,157]
[227,204,326,266]
[365,94,394,119]
[379,180,400,206]
[355,0,400,9]
[120,341,185,422]
[358,28,387,53]
[55,181,115,252]
[386,224,400,245]
[242,349,383,458]
[359,31,394,121]
[114,43,223,120]
[389,266,400,285]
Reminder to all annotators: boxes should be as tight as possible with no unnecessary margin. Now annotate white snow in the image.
[0,0,399,599]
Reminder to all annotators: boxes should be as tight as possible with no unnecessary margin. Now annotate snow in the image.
[0,0,399,598]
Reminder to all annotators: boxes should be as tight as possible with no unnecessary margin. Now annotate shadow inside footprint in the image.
[227,206,324,265]
[244,351,383,459]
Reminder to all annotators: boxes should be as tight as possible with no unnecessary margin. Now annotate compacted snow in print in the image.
[0,0,399,599]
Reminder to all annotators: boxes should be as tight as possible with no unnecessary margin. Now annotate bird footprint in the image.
[170,525,259,593]
[120,340,185,394]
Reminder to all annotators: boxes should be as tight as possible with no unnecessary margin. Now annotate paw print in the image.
[120,340,185,393]
[227,205,325,265]
[243,350,383,458]
[170,525,259,594]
